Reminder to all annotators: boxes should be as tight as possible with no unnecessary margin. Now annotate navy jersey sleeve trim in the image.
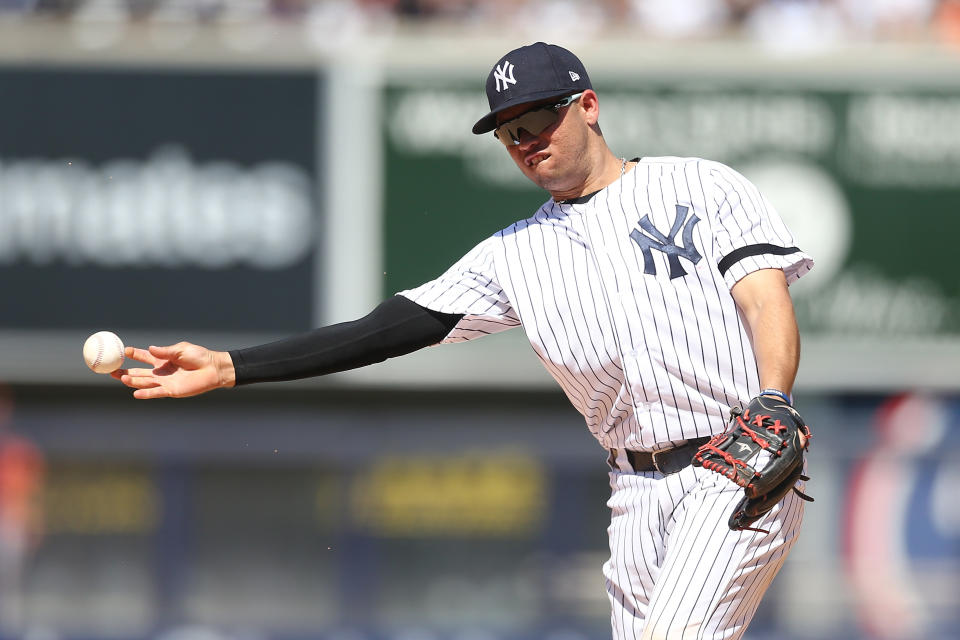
[230,296,464,385]
[717,244,800,276]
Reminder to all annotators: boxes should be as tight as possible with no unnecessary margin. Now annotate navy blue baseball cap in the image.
[472,42,593,135]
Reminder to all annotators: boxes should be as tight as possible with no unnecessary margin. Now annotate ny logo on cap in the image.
[493,61,517,92]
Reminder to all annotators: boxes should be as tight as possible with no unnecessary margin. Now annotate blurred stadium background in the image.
[0,1,959,639]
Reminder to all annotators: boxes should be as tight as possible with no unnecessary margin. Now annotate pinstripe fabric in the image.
[605,464,806,640]
[399,156,812,638]
[399,157,813,450]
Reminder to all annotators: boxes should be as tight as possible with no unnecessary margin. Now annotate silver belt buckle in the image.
[650,448,664,473]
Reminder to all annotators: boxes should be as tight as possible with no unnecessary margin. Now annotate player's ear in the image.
[579,90,600,126]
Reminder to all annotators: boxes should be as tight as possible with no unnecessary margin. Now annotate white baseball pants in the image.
[604,462,805,640]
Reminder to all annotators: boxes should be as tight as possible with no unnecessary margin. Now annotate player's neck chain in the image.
[557,157,629,207]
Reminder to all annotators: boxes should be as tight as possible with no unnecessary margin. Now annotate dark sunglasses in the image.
[493,92,584,147]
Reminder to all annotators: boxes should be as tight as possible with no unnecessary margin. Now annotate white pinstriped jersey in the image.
[399,157,812,451]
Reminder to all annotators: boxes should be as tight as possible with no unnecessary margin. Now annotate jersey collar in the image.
[556,157,641,206]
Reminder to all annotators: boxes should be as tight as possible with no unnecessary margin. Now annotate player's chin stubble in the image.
[518,155,561,190]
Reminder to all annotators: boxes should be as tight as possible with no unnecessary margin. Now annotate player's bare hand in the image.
[111,342,236,399]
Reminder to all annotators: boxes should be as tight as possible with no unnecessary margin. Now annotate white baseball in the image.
[83,331,125,374]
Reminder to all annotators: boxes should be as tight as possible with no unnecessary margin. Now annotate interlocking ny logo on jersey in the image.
[629,204,702,279]
[493,61,516,92]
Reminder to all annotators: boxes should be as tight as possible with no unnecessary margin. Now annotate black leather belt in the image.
[612,437,711,475]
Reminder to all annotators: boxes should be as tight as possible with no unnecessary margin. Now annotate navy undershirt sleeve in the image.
[229,296,464,385]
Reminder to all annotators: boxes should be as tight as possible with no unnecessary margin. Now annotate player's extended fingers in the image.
[125,346,162,367]
[133,386,172,400]
[119,374,162,390]
[121,367,163,379]
[148,342,195,362]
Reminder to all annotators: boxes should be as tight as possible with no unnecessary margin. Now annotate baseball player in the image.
[115,42,813,639]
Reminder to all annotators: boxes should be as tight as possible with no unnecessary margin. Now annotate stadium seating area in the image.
[1,0,959,47]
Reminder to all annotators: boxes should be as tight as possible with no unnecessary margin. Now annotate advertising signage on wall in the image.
[0,68,320,333]
[380,79,960,389]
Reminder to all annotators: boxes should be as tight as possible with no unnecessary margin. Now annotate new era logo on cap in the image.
[472,42,593,135]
